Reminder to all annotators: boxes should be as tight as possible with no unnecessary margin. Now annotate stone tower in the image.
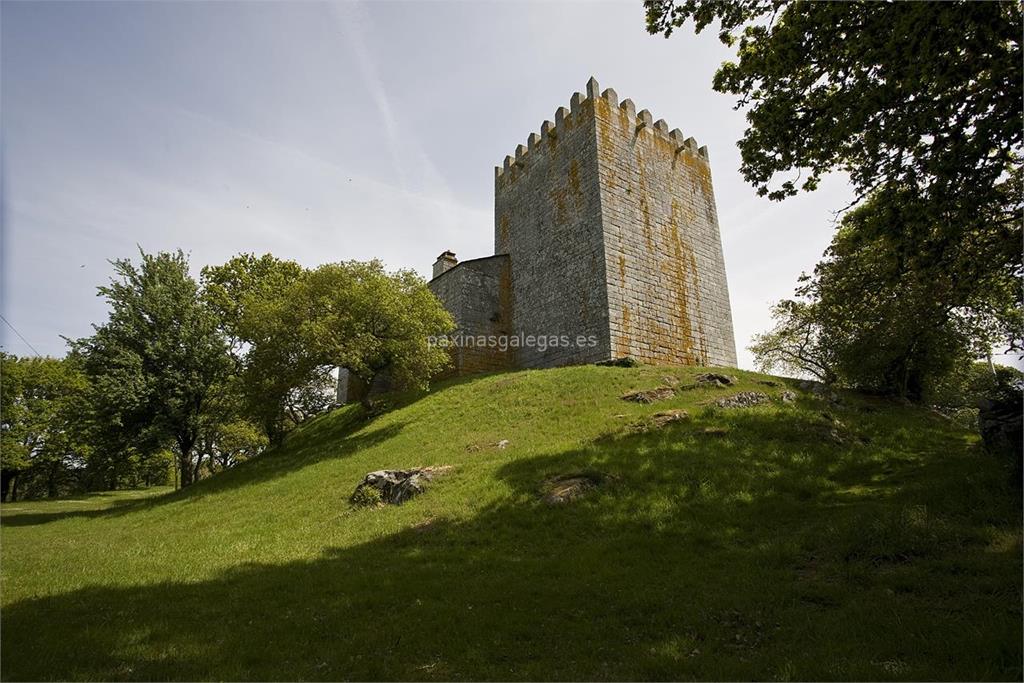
[491,77,737,369]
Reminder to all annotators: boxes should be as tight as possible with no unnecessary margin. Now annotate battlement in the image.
[494,77,709,182]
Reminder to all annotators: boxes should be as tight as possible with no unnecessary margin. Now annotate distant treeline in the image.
[1,253,454,501]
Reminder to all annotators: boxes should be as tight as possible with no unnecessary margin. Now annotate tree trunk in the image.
[47,463,59,498]
[0,469,16,502]
[191,453,205,485]
[358,370,380,411]
[177,433,197,488]
[179,455,194,487]
[10,473,20,502]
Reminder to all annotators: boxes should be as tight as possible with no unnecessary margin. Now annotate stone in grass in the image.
[702,426,729,437]
[650,409,690,428]
[695,373,739,387]
[621,386,675,404]
[626,408,690,434]
[597,356,642,368]
[781,390,797,404]
[350,466,452,507]
[541,472,609,505]
[714,392,770,409]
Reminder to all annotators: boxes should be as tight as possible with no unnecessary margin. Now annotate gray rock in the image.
[650,409,689,427]
[695,373,739,387]
[780,390,797,404]
[714,392,770,409]
[541,472,608,505]
[621,386,675,403]
[350,466,451,506]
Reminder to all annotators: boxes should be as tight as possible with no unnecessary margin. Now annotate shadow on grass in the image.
[2,410,1020,681]
[0,490,166,527]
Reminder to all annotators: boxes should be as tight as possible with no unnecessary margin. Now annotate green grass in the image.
[2,365,1020,681]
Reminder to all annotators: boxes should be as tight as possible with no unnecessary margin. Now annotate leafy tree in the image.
[749,299,835,383]
[201,420,269,473]
[648,1,1023,394]
[0,354,90,501]
[645,1,1021,213]
[70,250,232,488]
[927,361,1023,410]
[202,254,331,443]
[297,261,454,408]
[752,187,1022,398]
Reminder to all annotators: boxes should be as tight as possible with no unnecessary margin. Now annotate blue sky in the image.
[2,0,908,369]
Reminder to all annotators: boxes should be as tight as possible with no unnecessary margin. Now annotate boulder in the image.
[350,466,451,506]
[781,390,797,404]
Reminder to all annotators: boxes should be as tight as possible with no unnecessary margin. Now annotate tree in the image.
[70,250,232,488]
[752,187,1022,398]
[648,1,1023,394]
[297,261,454,408]
[201,420,269,473]
[646,2,1021,212]
[0,354,90,501]
[749,299,835,383]
[202,254,331,443]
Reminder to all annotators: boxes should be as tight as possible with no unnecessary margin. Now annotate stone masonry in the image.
[428,254,513,375]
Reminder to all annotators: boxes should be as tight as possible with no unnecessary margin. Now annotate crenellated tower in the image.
[491,77,737,369]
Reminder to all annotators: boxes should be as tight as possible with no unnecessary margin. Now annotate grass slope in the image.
[1,365,1021,681]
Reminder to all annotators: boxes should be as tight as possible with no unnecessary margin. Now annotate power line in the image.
[0,314,43,357]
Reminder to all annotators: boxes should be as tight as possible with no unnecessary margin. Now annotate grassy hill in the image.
[1,365,1021,681]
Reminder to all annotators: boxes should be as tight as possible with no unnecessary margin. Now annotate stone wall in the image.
[592,83,737,367]
[494,91,611,368]
[494,78,736,370]
[428,255,513,374]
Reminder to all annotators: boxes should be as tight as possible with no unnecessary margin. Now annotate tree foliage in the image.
[10,250,454,498]
[752,187,1022,398]
[70,250,233,488]
[0,354,90,500]
[296,260,454,406]
[646,1,1021,210]
[650,0,1023,397]
[202,254,329,443]
[748,300,835,383]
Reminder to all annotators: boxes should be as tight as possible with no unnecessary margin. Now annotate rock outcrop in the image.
[350,466,452,506]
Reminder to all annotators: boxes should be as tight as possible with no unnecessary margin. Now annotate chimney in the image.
[432,250,458,279]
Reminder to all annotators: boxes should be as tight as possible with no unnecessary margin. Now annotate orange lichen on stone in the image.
[498,214,511,247]
[616,305,633,358]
